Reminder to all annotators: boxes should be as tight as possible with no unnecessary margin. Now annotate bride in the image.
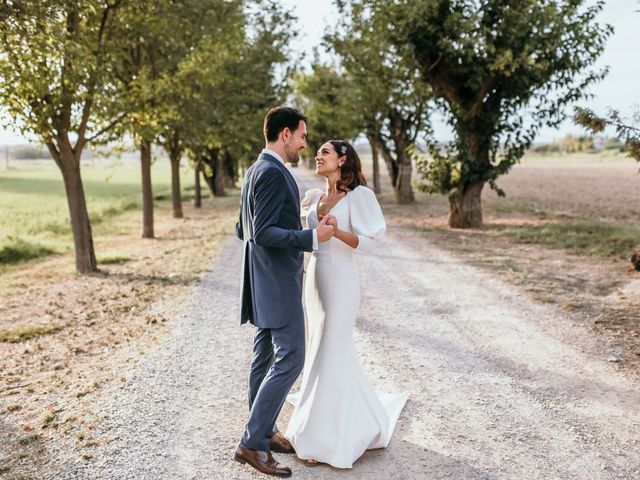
[285,139,408,468]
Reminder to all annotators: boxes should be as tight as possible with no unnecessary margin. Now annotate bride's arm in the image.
[348,186,386,254]
[325,216,359,249]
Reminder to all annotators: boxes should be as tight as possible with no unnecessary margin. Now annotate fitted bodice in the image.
[301,186,386,258]
[306,191,355,257]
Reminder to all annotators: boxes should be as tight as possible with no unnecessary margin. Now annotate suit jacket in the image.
[235,152,313,328]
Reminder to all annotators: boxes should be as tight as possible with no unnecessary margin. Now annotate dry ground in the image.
[1,152,638,478]
[0,194,239,478]
[25,167,639,479]
[488,156,638,221]
[366,154,640,374]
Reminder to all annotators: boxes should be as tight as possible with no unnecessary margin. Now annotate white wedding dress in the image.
[285,186,408,469]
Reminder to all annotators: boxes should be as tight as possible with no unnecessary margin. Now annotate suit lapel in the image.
[259,153,301,206]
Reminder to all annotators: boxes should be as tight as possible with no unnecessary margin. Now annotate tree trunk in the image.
[373,132,398,187]
[59,157,97,273]
[164,130,184,219]
[386,112,415,204]
[630,245,640,271]
[223,150,236,188]
[194,159,202,208]
[169,152,183,218]
[202,172,215,196]
[140,140,154,238]
[213,150,225,197]
[366,134,381,194]
[449,126,489,228]
[448,181,484,228]
[394,149,414,204]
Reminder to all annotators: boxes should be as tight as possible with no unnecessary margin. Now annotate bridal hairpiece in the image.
[331,139,348,156]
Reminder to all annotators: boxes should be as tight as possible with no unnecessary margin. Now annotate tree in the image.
[185,0,299,200]
[111,0,246,225]
[154,0,293,215]
[0,1,126,272]
[154,0,243,219]
[382,0,611,227]
[293,64,363,170]
[110,1,166,238]
[329,2,434,203]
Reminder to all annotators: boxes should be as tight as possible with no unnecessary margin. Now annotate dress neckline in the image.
[315,188,352,216]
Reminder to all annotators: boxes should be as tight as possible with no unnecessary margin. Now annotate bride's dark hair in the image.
[328,140,367,193]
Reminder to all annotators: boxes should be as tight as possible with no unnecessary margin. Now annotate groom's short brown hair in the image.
[263,106,307,143]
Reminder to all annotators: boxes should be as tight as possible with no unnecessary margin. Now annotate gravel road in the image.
[49,167,640,480]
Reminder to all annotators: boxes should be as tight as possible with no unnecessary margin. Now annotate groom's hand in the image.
[317,214,335,242]
[324,215,338,229]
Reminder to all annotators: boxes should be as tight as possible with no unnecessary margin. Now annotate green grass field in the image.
[0,159,195,267]
[501,220,640,260]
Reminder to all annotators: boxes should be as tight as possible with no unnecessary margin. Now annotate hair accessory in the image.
[340,145,347,155]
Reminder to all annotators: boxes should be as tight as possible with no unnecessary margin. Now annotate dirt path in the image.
[46,167,639,480]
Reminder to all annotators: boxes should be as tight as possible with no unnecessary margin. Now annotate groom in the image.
[234,106,334,477]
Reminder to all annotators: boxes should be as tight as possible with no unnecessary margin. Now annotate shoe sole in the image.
[233,453,292,478]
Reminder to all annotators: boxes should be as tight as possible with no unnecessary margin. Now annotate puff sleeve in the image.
[349,186,386,254]
[300,188,323,229]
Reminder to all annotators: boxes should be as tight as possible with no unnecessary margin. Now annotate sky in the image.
[1,0,637,145]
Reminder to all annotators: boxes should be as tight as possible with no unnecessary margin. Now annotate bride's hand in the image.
[323,215,338,230]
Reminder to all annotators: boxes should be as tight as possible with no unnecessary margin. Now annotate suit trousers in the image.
[241,318,305,451]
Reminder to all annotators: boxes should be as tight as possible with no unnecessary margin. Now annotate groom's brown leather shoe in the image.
[269,432,295,454]
[234,443,292,477]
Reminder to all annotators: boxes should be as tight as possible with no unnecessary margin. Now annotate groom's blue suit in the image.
[236,151,313,451]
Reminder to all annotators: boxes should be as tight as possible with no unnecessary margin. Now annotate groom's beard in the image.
[288,152,300,163]
[284,144,301,163]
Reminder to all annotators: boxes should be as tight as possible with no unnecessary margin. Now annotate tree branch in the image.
[77,1,122,150]
[46,140,62,169]
[85,112,128,143]
[463,76,497,122]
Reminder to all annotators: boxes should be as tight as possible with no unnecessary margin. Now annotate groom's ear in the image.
[280,127,291,143]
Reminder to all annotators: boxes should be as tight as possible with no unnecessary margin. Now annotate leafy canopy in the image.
[378,0,612,196]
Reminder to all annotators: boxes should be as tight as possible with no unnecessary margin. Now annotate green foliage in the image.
[0,1,278,267]
[379,0,611,200]
[313,1,433,200]
[0,1,132,271]
[0,1,125,148]
[416,144,463,197]
[0,237,55,265]
[334,1,433,136]
[218,1,300,166]
[97,253,131,265]
[174,1,299,173]
[293,65,362,151]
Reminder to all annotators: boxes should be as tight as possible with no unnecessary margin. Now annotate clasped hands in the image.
[317,214,338,242]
